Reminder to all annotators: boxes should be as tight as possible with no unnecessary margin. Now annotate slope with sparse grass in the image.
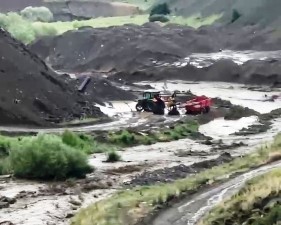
[71,134,281,225]
[199,168,281,225]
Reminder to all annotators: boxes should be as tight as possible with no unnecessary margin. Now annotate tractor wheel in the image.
[146,101,154,112]
[136,103,143,112]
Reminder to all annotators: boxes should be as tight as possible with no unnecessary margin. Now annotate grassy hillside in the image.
[0,12,221,44]
[199,168,281,225]
[159,0,281,28]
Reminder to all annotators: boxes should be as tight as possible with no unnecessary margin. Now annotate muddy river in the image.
[0,81,280,225]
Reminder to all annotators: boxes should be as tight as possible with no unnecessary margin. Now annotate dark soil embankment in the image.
[113,59,281,86]
[30,24,281,86]
[0,29,105,127]
[65,75,137,104]
[126,152,233,186]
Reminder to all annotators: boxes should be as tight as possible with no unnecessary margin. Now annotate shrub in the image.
[231,9,241,23]
[9,134,92,180]
[20,6,53,22]
[149,14,169,23]
[0,12,36,44]
[0,136,11,157]
[150,3,171,16]
[106,151,121,163]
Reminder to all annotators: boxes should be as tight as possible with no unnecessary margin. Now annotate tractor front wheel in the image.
[136,103,143,112]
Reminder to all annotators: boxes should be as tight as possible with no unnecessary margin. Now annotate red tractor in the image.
[182,95,212,115]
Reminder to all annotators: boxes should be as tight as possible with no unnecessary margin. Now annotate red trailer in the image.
[183,95,212,114]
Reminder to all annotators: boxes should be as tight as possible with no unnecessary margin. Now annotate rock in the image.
[69,199,82,206]
[0,202,9,209]
[65,212,74,219]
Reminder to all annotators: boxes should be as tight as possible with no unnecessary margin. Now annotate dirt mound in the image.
[30,24,281,74]
[112,59,281,86]
[66,75,137,103]
[0,28,105,127]
[126,152,233,186]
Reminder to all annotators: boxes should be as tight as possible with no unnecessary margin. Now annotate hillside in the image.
[0,28,104,126]
[162,0,281,28]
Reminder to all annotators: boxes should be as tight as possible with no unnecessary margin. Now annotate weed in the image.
[106,151,122,163]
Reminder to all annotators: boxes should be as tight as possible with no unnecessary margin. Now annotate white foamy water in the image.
[155,50,281,68]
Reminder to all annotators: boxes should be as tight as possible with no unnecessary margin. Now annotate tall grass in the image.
[10,134,92,180]
[0,131,111,179]
[199,168,281,225]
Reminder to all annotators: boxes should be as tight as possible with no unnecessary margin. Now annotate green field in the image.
[34,13,222,34]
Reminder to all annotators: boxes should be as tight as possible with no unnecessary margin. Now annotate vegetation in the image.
[106,151,122,162]
[10,134,92,180]
[150,3,171,16]
[0,131,114,179]
[149,14,169,23]
[71,134,281,225]
[107,119,199,147]
[20,6,53,22]
[0,10,221,44]
[199,168,281,225]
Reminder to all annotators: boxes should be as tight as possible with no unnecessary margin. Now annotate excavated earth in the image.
[0,28,136,127]
[30,23,281,86]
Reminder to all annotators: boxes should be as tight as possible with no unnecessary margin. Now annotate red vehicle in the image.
[183,95,212,114]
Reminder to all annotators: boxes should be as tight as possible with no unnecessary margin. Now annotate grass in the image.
[0,131,115,179]
[199,168,281,225]
[0,10,222,44]
[106,151,122,162]
[71,133,281,225]
[107,119,199,147]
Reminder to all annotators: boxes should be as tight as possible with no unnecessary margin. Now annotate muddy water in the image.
[151,161,281,225]
[0,82,280,225]
[157,50,281,68]
[141,81,280,113]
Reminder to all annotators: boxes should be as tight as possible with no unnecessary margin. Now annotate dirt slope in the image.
[112,59,281,86]
[163,0,281,28]
[0,28,105,127]
[30,24,281,86]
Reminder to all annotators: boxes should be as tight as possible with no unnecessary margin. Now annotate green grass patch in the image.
[199,168,281,225]
[106,119,199,147]
[0,11,222,44]
[71,134,281,225]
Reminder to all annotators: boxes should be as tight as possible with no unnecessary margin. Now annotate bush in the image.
[150,3,171,16]
[106,151,121,163]
[20,6,53,22]
[231,9,241,23]
[9,134,92,180]
[149,14,169,23]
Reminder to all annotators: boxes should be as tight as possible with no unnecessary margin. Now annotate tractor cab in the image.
[136,90,161,112]
[142,91,161,100]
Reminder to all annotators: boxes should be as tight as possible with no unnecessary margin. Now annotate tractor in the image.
[135,91,161,112]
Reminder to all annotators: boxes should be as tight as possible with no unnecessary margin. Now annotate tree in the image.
[150,3,171,16]
[20,6,53,22]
